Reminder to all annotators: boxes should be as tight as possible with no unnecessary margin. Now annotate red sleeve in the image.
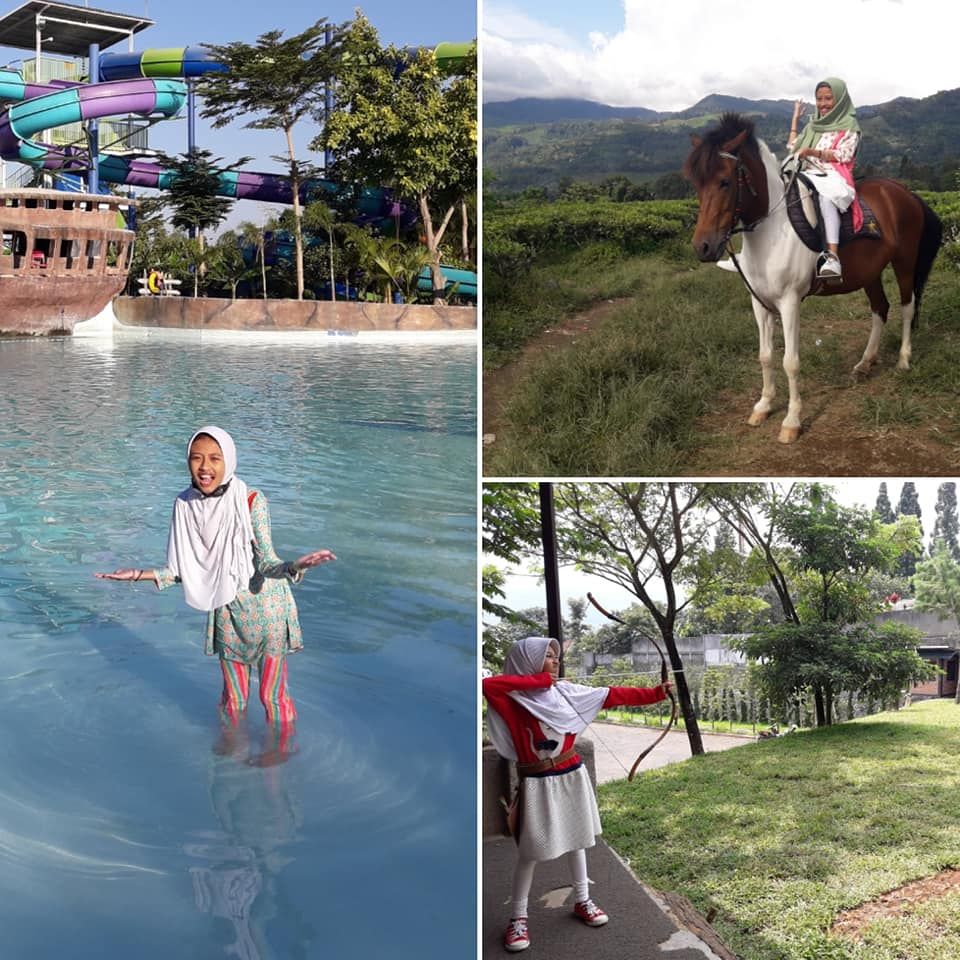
[603,685,668,708]
[483,672,553,698]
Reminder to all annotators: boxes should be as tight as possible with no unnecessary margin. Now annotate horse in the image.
[683,113,942,444]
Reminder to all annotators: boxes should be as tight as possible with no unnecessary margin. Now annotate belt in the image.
[515,746,578,778]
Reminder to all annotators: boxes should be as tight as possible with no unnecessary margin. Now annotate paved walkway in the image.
[587,722,753,783]
[483,725,752,959]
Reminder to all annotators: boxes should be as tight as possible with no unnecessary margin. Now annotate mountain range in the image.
[483,90,960,194]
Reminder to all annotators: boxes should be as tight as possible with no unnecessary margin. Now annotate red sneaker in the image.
[573,899,609,926]
[504,916,530,952]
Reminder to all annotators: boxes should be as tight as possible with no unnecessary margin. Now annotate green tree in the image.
[484,606,548,670]
[711,482,924,726]
[914,543,960,703]
[931,481,960,561]
[155,149,247,294]
[301,200,341,300]
[199,19,344,301]
[875,482,895,524]
[481,483,543,664]
[205,232,260,299]
[552,482,710,757]
[896,482,924,577]
[318,17,476,301]
[237,218,275,299]
[736,620,930,723]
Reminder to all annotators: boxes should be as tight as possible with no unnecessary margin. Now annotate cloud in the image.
[483,0,959,108]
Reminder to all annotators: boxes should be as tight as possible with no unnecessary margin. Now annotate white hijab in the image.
[486,637,609,761]
[166,426,255,612]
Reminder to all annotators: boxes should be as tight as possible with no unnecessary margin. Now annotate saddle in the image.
[785,172,883,252]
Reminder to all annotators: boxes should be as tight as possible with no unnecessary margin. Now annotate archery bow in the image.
[587,591,679,780]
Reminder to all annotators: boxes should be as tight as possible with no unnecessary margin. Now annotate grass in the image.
[597,699,960,960]
[597,704,763,738]
[483,243,960,476]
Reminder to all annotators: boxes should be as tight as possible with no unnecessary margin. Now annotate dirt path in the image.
[482,298,631,448]
[484,299,960,476]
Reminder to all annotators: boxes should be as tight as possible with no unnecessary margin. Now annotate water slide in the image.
[0,44,477,297]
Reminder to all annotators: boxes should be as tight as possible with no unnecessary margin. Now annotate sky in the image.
[488,479,951,624]
[0,0,476,229]
[482,0,960,109]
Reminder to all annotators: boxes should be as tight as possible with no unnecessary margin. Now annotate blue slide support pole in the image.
[87,43,99,193]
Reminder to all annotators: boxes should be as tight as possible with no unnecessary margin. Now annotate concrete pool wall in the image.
[113,296,476,332]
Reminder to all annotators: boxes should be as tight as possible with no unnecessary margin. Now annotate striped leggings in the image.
[219,655,297,726]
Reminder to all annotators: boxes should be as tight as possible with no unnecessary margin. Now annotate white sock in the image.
[568,849,590,903]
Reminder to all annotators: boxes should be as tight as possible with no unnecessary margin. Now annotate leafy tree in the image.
[587,604,663,658]
[199,19,345,301]
[875,482,895,524]
[914,543,960,703]
[481,483,543,655]
[484,606,548,670]
[552,482,711,757]
[711,483,924,726]
[155,149,249,294]
[238,218,276,299]
[301,201,341,300]
[931,481,960,561]
[736,620,931,723]
[896,482,924,577]
[318,17,476,301]
[653,171,693,200]
[205,232,260,299]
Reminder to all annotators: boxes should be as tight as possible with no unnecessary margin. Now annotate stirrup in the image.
[817,254,842,279]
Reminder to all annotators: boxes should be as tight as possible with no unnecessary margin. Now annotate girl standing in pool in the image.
[96,425,335,727]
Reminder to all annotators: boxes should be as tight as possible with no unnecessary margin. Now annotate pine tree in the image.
[875,482,895,524]
[896,482,923,578]
[931,481,960,561]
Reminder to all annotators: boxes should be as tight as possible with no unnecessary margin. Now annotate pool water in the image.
[0,333,477,958]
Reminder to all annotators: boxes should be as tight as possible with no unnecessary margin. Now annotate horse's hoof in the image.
[897,359,911,372]
[747,410,769,427]
[853,360,873,377]
[777,426,801,444]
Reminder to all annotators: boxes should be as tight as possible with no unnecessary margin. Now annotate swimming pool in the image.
[0,333,476,958]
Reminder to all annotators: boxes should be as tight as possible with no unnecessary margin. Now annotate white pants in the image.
[819,194,841,246]
[509,848,590,918]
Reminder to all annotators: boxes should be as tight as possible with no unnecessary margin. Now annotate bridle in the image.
[714,146,781,317]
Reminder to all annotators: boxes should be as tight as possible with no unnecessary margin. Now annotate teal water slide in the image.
[0,44,476,298]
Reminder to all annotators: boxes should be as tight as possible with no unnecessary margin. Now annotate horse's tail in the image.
[911,193,943,325]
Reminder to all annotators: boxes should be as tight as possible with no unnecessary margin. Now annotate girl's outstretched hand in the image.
[295,549,337,571]
[95,568,143,581]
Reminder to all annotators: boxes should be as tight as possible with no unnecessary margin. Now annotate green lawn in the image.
[483,245,960,476]
[598,699,960,960]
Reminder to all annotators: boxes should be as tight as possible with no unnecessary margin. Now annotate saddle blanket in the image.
[786,174,883,252]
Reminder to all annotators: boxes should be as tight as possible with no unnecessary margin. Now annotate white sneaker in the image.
[818,254,842,278]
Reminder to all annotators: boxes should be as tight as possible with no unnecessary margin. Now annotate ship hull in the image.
[0,188,135,336]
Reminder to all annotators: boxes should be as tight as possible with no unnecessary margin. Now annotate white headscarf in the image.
[165,426,256,611]
[486,637,609,761]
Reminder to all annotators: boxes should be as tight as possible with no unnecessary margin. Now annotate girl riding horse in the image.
[789,77,861,279]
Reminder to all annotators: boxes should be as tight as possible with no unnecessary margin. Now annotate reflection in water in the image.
[188,720,305,960]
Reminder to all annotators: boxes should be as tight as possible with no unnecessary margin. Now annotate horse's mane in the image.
[684,113,759,187]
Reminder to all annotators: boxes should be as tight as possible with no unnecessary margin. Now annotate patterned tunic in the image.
[154,490,305,663]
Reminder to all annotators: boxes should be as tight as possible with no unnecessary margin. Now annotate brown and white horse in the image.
[684,113,942,443]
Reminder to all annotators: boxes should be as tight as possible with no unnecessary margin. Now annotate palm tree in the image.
[302,200,340,300]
